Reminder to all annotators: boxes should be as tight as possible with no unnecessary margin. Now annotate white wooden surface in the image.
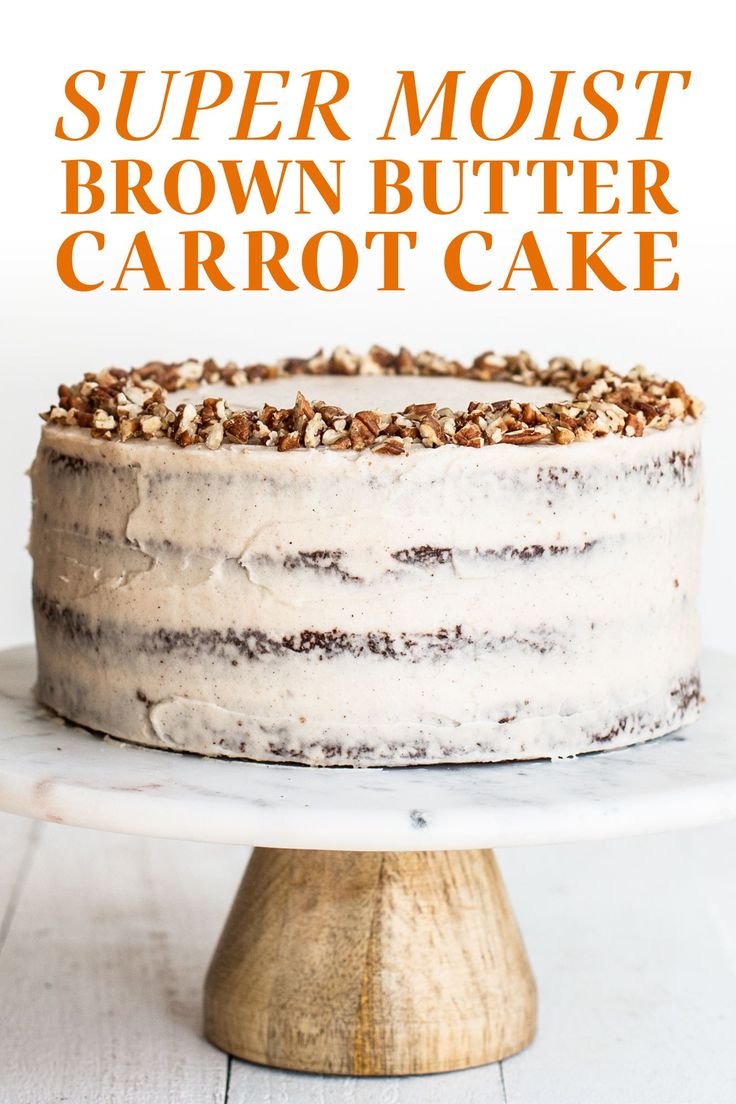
[0,813,734,1104]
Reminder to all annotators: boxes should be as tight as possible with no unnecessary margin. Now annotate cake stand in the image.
[1,645,735,1077]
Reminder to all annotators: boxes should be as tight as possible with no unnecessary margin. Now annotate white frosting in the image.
[167,376,571,413]
[30,374,703,765]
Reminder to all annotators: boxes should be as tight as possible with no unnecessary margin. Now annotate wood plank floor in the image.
[1,813,734,1103]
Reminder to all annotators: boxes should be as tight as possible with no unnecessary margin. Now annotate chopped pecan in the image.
[315,404,348,426]
[404,402,437,419]
[118,416,141,443]
[552,425,575,445]
[139,414,163,438]
[354,410,380,437]
[329,346,361,374]
[666,380,687,400]
[557,411,578,431]
[39,346,703,452]
[521,403,546,425]
[322,428,348,446]
[624,412,645,437]
[396,346,416,374]
[269,408,292,431]
[204,422,224,450]
[368,344,399,369]
[294,391,315,423]
[328,435,353,450]
[175,428,198,448]
[92,409,116,432]
[502,427,551,445]
[350,413,379,449]
[277,432,300,451]
[454,423,483,447]
[304,413,325,448]
[419,415,447,447]
[383,420,418,439]
[372,436,406,455]
[223,412,254,443]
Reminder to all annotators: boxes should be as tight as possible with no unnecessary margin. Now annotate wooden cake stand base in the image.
[204,848,536,1076]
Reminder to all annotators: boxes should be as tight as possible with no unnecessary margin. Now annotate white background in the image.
[1,0,734,650]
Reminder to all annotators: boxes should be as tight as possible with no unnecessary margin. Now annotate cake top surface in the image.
[41,346,703,454]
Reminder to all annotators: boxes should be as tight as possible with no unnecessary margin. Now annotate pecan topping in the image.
[40,347,703,454]
[293,391,315,425]
[502,427,551,445]
[404,402,437,419]
[354,410,380,437]
[350,415,377,450]
[372,436,406,455]
[223,411,254,443]
[277,432,300,452]
[454,423,483,448]
[419,415,447,448]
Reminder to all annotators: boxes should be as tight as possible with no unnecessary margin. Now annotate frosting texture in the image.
[30,369,703,766]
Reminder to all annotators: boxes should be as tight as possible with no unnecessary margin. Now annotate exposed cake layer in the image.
[30,379,703,765]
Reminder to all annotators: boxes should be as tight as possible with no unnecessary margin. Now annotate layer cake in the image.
[30,347,704,765]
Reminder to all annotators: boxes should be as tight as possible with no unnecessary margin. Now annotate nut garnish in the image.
[454,423,483,448]
[372,436,407,455]
[40,348,704,455]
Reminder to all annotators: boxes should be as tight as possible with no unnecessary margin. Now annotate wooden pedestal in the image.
[204,848,537,1076]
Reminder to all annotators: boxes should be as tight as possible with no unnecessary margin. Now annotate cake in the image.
[30,347,704,766]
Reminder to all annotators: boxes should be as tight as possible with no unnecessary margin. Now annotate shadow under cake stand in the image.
[1,645,735,1077]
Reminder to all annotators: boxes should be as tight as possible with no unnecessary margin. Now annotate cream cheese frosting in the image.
[30,354,703,766]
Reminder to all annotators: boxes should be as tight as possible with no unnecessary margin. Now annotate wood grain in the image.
[2,819,736,1100]
[226,1058,508,1103]
[501,829,736,1104]
[205,848,537,1076]
[0,813,40,959]
[0,814,238,1104]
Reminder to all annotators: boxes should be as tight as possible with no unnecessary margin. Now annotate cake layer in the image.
[30,383,703,764]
